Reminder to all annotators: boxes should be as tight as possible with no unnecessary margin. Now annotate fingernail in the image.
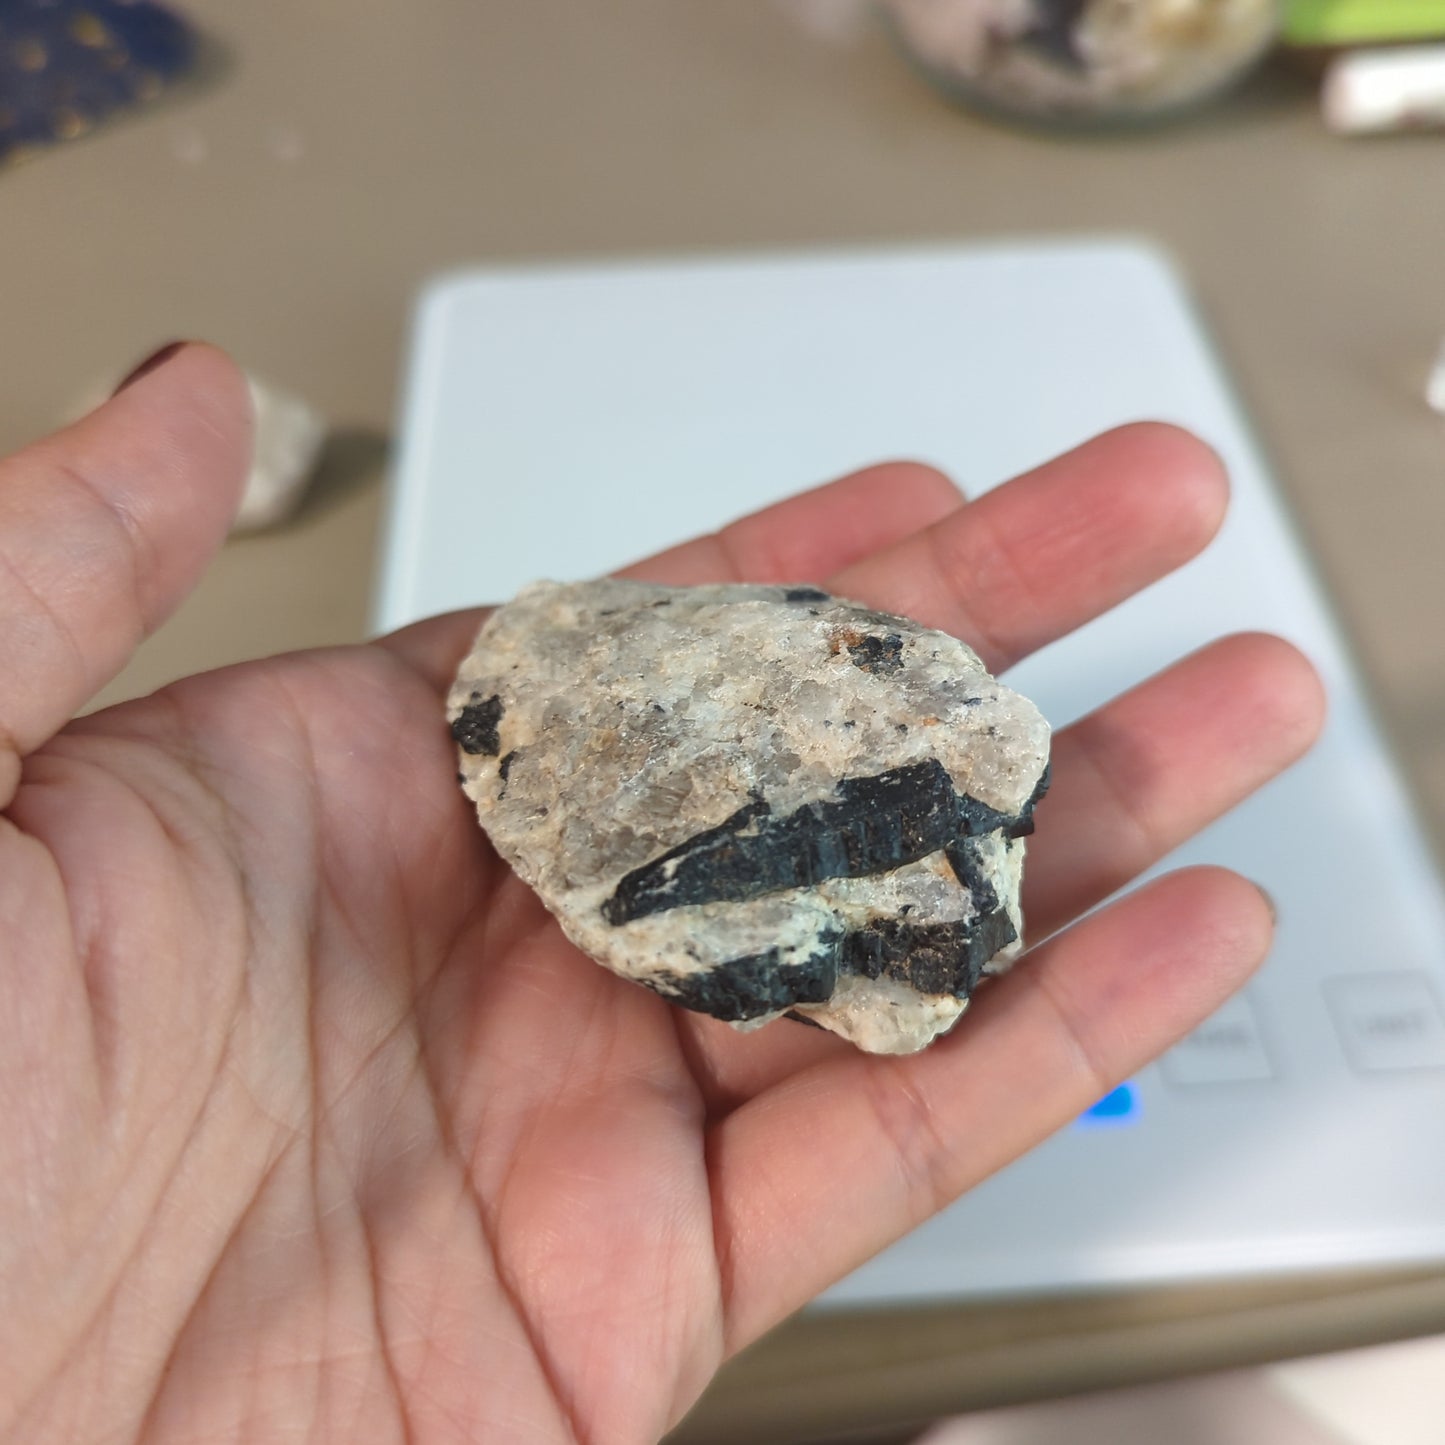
[1256,883,1277,925]
[113,341,187,395]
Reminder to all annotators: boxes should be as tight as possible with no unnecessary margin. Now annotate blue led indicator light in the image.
[1076,1082,1140,1128]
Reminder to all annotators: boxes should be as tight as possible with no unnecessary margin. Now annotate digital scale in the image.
[375,240,1445,1304]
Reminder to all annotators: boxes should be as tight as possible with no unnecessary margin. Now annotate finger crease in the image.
[859,1057,958,1226]
[1022,958,1114,1104]
[0,539,94,709]
[921,519,1007,665]
[51,455,153,628]
[711,525,758,584]
[1065,718,1164,870]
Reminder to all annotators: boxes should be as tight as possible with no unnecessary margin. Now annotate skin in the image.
[0,346,1324,1444]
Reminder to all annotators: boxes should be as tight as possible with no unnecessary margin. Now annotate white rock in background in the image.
[448,579,1050,1054]
[234,374,327,532]
[1428,335,1445,418]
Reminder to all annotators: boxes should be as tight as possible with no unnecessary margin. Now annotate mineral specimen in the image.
[448,579,1050,1054]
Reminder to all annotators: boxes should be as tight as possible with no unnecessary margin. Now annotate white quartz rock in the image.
[233,375,327,532]
[448,579,1051,1054]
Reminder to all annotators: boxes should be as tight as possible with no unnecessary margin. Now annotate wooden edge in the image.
[667,1268,1445,1444]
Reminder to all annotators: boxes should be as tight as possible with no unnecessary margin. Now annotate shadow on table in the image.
[292,426,391,524]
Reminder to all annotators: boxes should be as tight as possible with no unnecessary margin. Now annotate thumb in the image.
[0,342,251,805]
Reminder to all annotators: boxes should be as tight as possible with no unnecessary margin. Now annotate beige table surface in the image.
[5,2,1445,1439]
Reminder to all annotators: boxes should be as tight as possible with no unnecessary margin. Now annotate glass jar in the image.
[882,0,1282,127]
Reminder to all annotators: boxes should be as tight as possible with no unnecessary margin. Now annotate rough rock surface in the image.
[448,579,1050,1053]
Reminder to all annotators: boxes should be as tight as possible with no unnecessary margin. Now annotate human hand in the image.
[0,346,1322,1443]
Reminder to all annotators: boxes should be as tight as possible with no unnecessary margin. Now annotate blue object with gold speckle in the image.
[0,0,194,165]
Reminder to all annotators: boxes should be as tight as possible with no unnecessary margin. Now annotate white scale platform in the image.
[375,241,1445,1305]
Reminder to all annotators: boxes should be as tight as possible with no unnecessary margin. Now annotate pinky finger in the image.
[707,866,1274,1354]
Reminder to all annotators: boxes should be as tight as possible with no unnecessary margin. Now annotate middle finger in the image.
[828,421,1227,674]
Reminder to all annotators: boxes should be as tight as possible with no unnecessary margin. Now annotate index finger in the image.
[378,460,963,692]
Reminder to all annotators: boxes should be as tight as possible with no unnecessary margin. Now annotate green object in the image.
[1284,0,1445,44]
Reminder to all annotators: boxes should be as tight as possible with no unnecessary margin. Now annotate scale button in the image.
[1161,994,1273,1086]
[1075,1081,1140,1128]
[1326,973,1445,1073]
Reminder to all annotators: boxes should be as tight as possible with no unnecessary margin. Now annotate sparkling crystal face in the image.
[449,579,1050,1054]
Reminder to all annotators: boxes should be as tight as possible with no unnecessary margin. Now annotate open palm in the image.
[0,348,1322,1444]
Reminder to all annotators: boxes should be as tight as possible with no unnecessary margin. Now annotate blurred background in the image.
[5,2,1445,1440]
